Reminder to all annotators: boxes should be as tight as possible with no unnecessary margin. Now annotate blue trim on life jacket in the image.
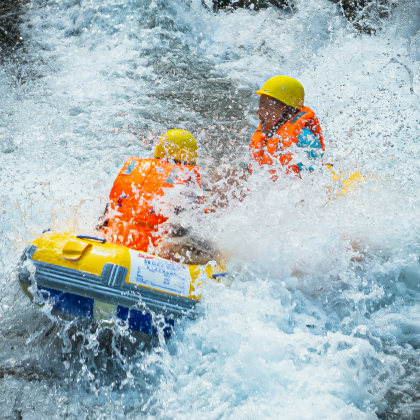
[297,128,323,171]
[290,111,307,124]
[165,169,178,184]
[297,128,322,149]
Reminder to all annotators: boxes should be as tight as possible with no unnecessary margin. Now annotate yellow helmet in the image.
[154,129,198,164]
[255,75,305,110]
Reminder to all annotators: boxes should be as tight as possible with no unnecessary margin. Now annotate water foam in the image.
[1,0,420,418]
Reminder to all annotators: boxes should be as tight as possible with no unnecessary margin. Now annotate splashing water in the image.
[1,0,420,418]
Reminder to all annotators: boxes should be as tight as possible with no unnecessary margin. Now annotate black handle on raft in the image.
[212,272,229,279]
[76,235,107,243]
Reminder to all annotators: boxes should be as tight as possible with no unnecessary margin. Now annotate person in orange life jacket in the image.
[100,129,200,252]
[249,75,325,175]
[210,77,325,207]
[99,129,220,264]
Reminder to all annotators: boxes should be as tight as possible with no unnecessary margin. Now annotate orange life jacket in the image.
[249,105,324,174]
[103,158,200,252]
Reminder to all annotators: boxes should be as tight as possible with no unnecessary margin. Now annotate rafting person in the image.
[249,75,325,176]
[100,129,219,264]
[209,76,325,208]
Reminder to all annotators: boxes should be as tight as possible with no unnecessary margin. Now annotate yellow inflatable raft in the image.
[18,231,225,337]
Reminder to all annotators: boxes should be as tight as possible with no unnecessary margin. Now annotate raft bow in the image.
[18,232,224,337]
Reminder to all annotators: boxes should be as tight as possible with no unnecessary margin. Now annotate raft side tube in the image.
[18,246,197,316]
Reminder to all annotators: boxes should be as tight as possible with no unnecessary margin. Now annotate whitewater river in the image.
[1,0,420,418]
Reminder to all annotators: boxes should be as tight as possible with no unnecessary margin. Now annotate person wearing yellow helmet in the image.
[101,129,204,257]
[154,128,198,164]
[249,75,325,176]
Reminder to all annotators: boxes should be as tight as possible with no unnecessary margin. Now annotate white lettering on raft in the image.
[128,249,191,297]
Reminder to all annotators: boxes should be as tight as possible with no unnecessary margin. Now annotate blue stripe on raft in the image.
[117,306,154,335]
[40,287,94,319]
[117,306,174,338]
[37,286,174,337]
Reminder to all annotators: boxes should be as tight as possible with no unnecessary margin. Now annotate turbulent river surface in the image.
[1,0,420,418]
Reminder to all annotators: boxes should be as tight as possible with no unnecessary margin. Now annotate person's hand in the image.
[209,164,247,208]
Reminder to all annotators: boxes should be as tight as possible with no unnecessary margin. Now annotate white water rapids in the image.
[1,0,420,418]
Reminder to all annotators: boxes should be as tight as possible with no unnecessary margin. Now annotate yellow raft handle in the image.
[62,240,92,261]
